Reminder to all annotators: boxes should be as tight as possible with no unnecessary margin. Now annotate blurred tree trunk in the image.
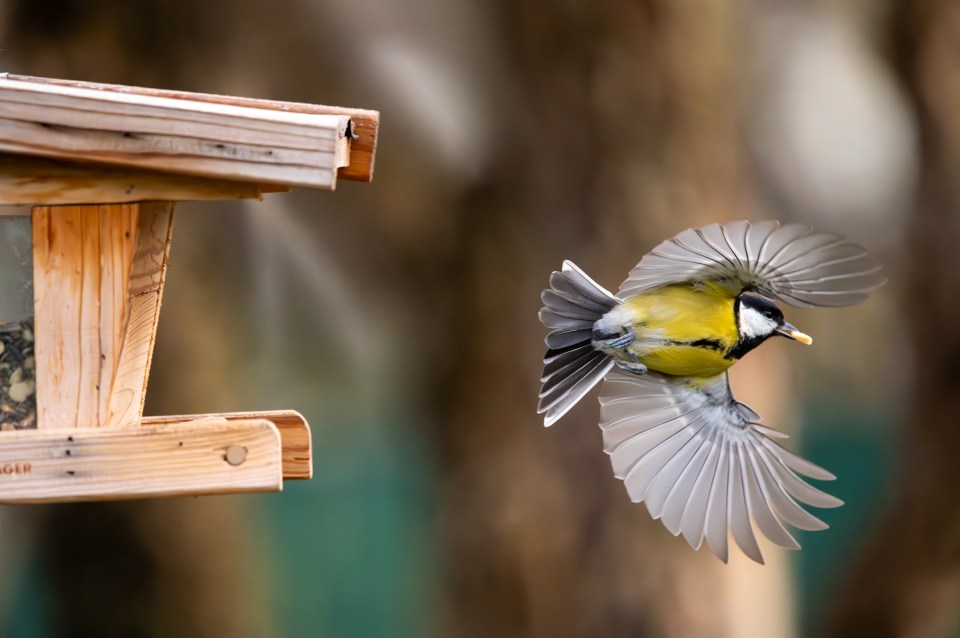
[430,2,766,637]
[821,2,960,637]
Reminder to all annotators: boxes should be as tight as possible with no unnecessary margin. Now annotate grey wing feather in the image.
[599,369,841,564]
[704,440,731,562]
[728,448,763,563]
[539,355,614,427]
[617,221,885,307]
[679,429,724,550]
[541,344,595,382]
[545,328,594,349]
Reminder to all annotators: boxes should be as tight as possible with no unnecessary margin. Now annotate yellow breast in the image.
[617,284,739,378]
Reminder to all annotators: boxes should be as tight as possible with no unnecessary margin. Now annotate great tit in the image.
[537,220,884,563]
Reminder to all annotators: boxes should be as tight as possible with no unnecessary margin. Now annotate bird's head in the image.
[735,292,812,354]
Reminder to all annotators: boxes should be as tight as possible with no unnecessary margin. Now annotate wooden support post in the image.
[106,203,174,427]
[33,202,173,429]
[32,204,139,428]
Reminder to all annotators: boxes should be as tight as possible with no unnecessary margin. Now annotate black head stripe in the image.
[729,292,784,360]
[737,292,783,323]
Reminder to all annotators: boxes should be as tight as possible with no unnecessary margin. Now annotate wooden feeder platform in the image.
[0,74,379,503]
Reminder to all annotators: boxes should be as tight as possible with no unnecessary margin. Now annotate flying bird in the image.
[537,220,884,563]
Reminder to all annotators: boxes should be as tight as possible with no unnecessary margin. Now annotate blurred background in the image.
[0,0,956,636]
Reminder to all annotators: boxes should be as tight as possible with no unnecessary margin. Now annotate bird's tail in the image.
[538,261,619,426]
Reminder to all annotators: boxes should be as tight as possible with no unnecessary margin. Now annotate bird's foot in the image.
[615,360,648,375]
[593,329,635,350]
[614,352,647,376]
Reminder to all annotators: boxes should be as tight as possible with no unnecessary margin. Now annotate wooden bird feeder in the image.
[0,74,379,503]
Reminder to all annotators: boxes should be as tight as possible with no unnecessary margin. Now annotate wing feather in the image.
[599,368,841,564]
[617,221,885,307]
[729,445,764,564]
[548,272,616,313]
[704,439,731,563]
[748,446,829,531]
[560,260,621,304]
[545,328,593,349]
[538,309,593,331]
[757,435,837,481]
[617,419,692,490]
[540,351,602,400]
[741,441,800,550]
[643,417,711,520]
[539,354,611,406]
[721,220,751,269]
[661,430,716,535]
[541,345,596,382]
[758,446,844,509]
[541,291,605,321]
[679,428,724,549]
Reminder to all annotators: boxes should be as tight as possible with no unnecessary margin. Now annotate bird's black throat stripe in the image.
[670,338,726,352]
[726,335,766,361]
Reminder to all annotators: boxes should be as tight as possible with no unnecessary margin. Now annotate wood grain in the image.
[0,418,283,503]
[106,203,174,428]
[5,74,379,183]
[141,410,312,479]
[33,204,138,429]
[97,206,139,422]
[0,154,288,205]
[0,76,352,190]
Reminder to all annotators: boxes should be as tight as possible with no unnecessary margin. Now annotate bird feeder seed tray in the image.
[0,75,379,503]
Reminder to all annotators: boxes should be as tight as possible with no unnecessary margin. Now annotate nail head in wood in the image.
[225,445,247,466]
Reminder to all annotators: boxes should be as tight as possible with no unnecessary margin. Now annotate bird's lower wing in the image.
[599,369,842,564]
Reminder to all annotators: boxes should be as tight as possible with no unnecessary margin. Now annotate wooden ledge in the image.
[0,418,283,504]
[141,410,312,480]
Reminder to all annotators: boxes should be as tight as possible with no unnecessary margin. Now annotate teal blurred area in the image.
[261,415,436,638]
[797,404,899,637]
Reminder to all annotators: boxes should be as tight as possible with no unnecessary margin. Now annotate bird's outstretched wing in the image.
[600,369,841,564]
[617,220,884,307]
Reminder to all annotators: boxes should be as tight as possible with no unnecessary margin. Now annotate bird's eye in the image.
[763,310,773,319]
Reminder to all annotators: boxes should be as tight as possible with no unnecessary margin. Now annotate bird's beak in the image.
[777,322,813,345]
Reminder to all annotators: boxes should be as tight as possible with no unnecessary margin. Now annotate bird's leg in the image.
[593,327,648,375]
[615,352,648,375]
[593,328,635,350]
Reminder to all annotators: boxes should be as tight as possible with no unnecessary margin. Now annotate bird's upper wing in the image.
[617,220,884,307]
[600,368,841,564]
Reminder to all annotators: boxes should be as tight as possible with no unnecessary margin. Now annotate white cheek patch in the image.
[739,306,778,339]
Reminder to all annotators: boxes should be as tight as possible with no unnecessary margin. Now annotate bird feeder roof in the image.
[0,74,379,205]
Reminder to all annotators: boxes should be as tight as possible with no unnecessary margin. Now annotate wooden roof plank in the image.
[4,73,379,183]
[0,76,354,190]
[0,154,285,206]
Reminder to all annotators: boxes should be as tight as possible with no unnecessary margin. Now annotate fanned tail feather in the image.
[538,261,619,426]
